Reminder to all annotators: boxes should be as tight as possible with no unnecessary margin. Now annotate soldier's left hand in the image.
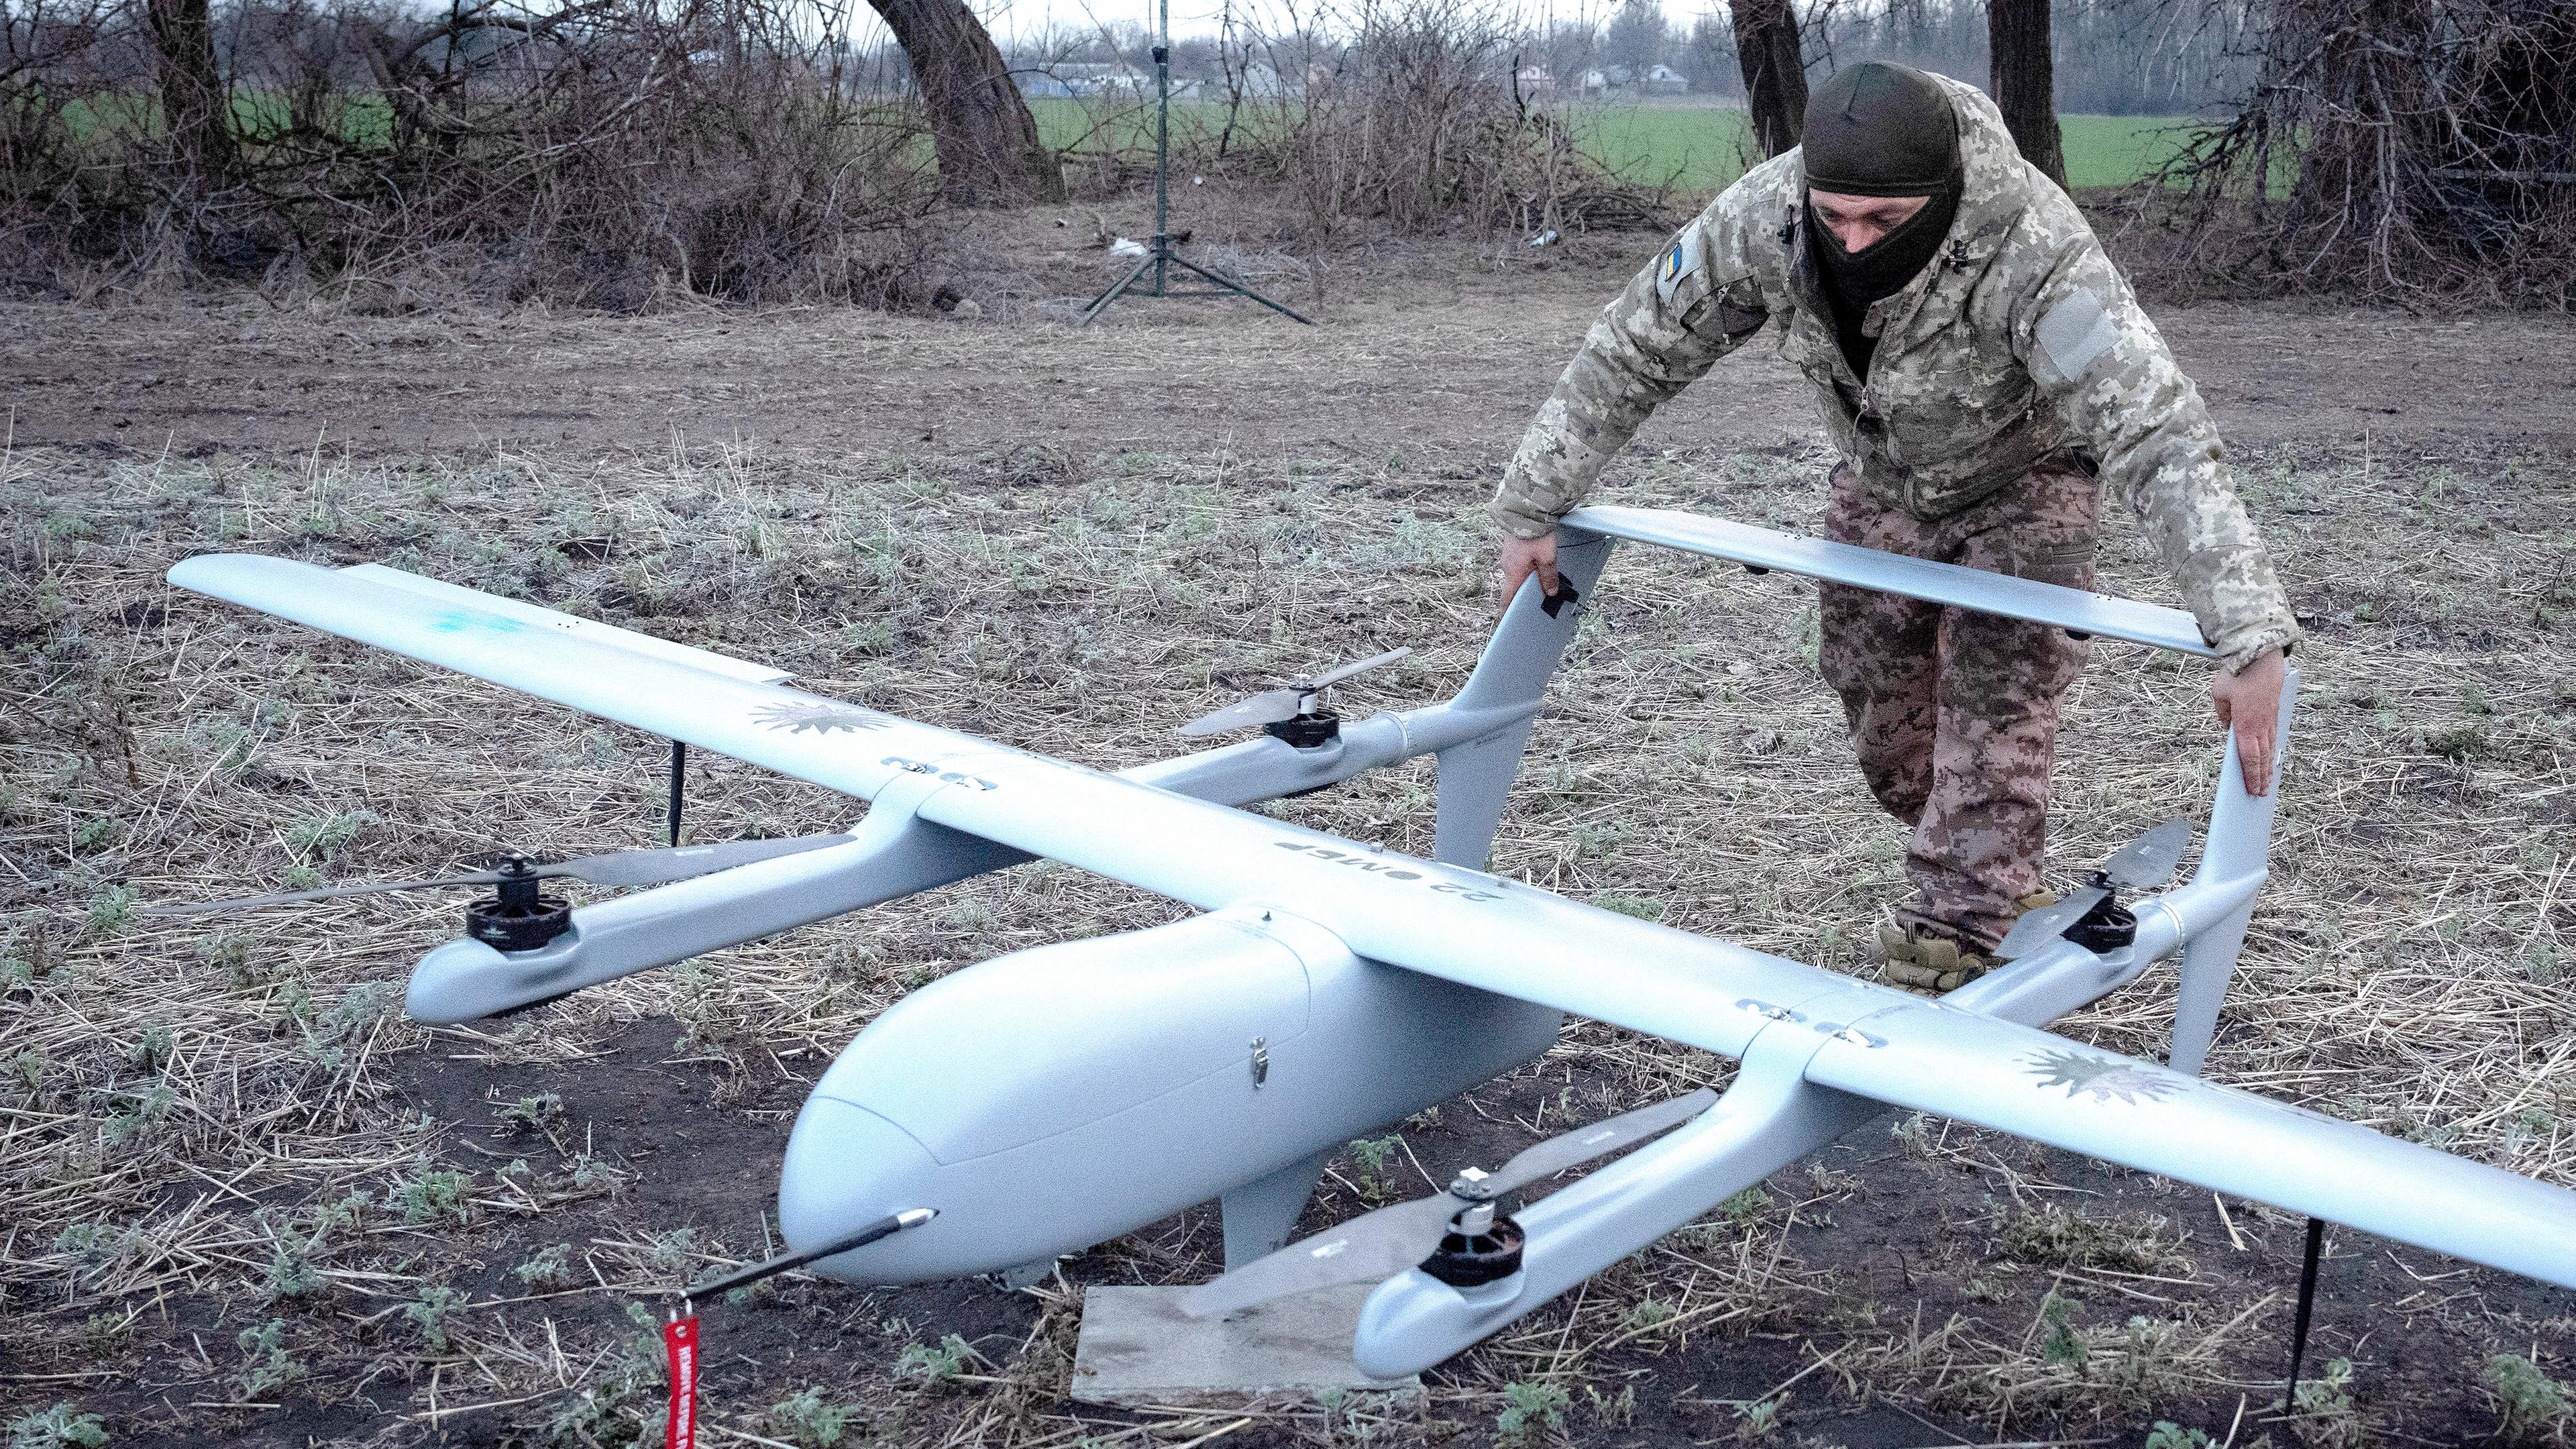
[2211,649,2288,796]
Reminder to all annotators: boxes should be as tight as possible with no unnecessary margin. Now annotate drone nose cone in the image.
[777,1094,944,1283]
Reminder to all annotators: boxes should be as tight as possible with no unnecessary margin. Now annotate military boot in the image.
[1876,894,2060,994]
[1876,919,1992,994]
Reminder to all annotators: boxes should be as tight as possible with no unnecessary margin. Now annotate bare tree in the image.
[1729,0,1807,156]
[1676,0,2262,114]
[869,0,1063,205]
[1986,0,2066,186]
[145,0,237,186]
[1686,15,1737,95]
[1601,0,1670,74]
[1542,18,1597,85]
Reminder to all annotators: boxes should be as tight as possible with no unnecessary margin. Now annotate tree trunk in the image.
[145,0,236,186]
[867,0,1062,206]
[1987,0,2068,189]
[1728,0,1808,158]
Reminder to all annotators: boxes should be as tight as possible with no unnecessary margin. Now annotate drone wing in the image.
[1803,1004,2576,1289]
[168,553,994,808]
[171,555,2576,1291]
[162,553,1831,1067]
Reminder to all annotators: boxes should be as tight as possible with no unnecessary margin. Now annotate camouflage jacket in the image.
[1492,77,2300,672]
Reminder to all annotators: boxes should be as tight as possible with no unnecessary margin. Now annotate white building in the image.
[1044,62,1152,96]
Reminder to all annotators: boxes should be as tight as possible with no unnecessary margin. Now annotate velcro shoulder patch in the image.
[1713,276,1768,337]
[2035,289,2121,382]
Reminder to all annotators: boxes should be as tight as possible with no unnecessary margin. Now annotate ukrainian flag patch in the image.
[1655,228,1702,303]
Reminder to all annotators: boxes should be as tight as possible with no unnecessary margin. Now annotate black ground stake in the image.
[667,741,687,848]
[2284,1216,2327,1408]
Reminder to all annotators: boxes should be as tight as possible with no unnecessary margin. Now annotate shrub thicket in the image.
[0,0,1664,307]
[1,0,940,307]
[2161,0,2574,306]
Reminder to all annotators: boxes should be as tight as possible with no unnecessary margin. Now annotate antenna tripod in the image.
[1079,0,1312,326]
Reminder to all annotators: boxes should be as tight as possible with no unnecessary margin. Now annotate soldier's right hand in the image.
[1499,534,1561,616]
[2211,647,2288,797]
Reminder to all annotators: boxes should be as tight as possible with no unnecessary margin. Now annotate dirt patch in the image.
[5,221,2571,466]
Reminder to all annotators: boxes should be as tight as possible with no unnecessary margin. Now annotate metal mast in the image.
[1153,0,1171,297]
[1079,1,1312,326]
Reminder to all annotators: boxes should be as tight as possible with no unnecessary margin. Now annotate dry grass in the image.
[3,422,2575,1444]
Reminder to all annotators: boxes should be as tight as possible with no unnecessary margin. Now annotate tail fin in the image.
[1433,533,1616,867]
[2169,665,2299,1074]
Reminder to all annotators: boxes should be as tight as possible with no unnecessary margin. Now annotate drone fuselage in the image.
[775,904,1560,1283]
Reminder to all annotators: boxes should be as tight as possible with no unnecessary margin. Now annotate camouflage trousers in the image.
[1818,457,2101,951]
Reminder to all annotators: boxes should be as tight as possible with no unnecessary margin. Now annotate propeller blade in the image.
[1179,1087,1717,1319]
[1297,646,1412,692]
[2103,819,2192,890]
[1485,1087,1720,1195]
[1994,884,2110,960]
[1176,687,1306,737]
[142,874,505,916]
[142,832,855,918]
[1177,1193,1460,1318]
[540,833,855,888]
[1177,646,1413,737]
[1992,820,2192,960]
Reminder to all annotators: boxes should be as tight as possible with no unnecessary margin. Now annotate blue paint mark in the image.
[427,608,528,635]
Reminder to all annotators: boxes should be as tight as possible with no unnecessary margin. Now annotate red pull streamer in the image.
[663,1313,700,1449]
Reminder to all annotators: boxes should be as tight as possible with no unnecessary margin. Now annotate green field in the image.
[1032,95,2210,196]
[2053,114,2212,187]
[1030,95,1257,154]
[1562,103,2209,193]
[61,88,2210,199]
[60,90,405,146]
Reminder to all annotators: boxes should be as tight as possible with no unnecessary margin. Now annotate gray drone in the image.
[155,505,2576,1381]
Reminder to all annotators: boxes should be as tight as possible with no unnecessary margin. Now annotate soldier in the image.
[1491,62,2298,994]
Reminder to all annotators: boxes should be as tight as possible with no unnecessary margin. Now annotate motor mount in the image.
[1265,710,1342,749]
[1421,1201,1525,1288]
[466,854,573,953]
[2065,895,2139,953]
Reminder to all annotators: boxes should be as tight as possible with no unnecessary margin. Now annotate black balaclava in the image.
[1801,61,1963,378]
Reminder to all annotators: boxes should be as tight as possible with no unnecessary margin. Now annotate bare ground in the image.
[5,231,2576,1449]
[5,211,2573,464]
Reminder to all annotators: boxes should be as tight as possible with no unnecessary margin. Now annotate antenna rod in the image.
[2283,1216,2326,1407]
[1073,11,1312,329]
[680,1209,934,1304]
[667,740,687,848]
